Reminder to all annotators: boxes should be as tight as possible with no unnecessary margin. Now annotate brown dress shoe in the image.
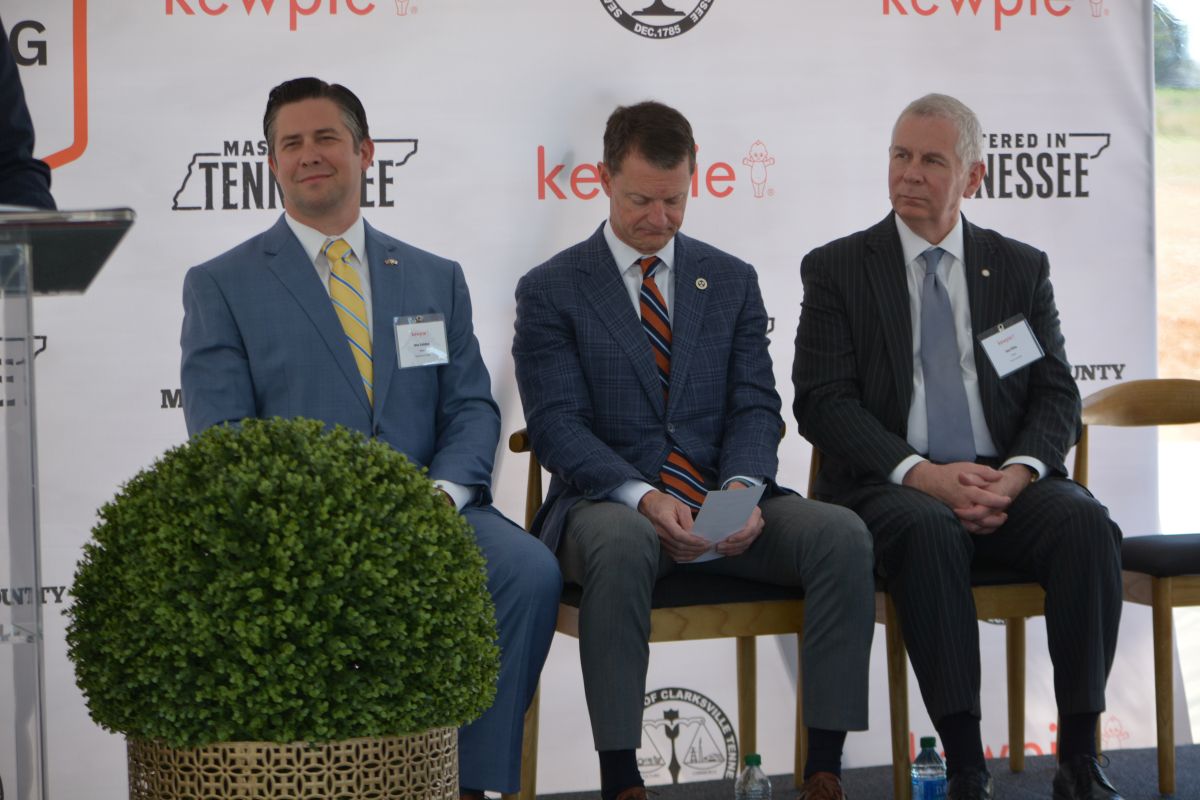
[614,788,649,800]
[798,771,846,800]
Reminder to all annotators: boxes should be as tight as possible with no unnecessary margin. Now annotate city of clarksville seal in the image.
[600,1,716,39]
[638,687,739,783]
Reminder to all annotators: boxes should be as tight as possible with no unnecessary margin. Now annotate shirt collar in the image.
[895,213,965,269]
[284,213,367,266]
[603,220,676,275]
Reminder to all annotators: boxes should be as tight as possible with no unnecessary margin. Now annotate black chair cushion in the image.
[875,561,1036,590]
[560,572,804,610]
[970,562,1038,587]
[1121,533,1200,577]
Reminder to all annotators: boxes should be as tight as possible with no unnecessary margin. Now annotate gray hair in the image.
[893,93,983,166]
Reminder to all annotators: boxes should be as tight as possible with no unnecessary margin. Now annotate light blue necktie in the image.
[920,247,975,463]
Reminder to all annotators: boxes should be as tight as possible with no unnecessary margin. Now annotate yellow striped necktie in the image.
[323,238,373,405]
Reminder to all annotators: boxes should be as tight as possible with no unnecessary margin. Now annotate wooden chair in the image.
[1072,377,1200,796]
[807,449,1046,800]
[503,429,808,800]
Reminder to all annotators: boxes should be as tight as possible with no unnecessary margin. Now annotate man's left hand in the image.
[960,465,1034,535]
[714,481,765,556]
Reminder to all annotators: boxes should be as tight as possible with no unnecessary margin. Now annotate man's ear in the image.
[962,160,986,198]
[598,162,613,198]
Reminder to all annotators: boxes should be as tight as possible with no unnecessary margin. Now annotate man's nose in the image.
[299,140,322,164]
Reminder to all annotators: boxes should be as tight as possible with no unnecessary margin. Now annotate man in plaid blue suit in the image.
[512,101,874,800]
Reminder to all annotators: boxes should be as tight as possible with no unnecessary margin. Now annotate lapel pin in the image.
[695,277,708,290]
[981,268,991,277]
[384,258,399,266]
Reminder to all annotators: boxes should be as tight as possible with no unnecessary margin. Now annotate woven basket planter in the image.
[126,728,457,800]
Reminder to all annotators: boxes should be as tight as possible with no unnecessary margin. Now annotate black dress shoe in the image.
[1053,755,1125,800]
[947,766,993,800]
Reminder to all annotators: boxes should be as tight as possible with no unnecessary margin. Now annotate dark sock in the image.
[1058,712,1099,761]
[935,712,986,778]
[599,749,642,800]
[804,727,847,778]
[458,790,484,800]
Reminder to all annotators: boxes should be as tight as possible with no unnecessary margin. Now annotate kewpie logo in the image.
[537,142,775,201]
[166,0,380,32]
[394,0,411,14]
[741,141,775,199]
[883,0,1073,32]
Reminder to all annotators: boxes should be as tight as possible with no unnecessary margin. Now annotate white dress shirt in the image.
[889,215,1046,484]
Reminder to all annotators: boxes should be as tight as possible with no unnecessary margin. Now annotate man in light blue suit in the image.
[180,77,560,800]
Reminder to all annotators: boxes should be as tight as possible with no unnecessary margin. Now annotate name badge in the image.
[395,314,450,368]
[977,314,1044,378]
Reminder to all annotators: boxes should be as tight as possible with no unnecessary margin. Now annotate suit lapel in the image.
[366,222,401,420]
[666,234,708,417]
[962,218,1005,419]
[580,227,665,413]
[263,216,372,415]
[863,215,915,416]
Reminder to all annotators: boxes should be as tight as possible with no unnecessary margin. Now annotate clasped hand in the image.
[637,482,764,562]
[903,461,1033,535]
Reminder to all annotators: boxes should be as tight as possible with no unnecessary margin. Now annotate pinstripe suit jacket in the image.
[792,213,1081,501]
[514,225,787,552]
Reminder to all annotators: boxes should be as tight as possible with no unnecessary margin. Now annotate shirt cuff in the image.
[890,454,927,485]
[433,479,476,511]
[611,479,657,511]
[722,475,763,489]
[1001,456,1046,481]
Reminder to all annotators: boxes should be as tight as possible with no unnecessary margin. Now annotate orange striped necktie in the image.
[638,256,708,510]
[323,238,373,406]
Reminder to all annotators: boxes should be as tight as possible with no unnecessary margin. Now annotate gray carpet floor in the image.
[539,745,1199,799]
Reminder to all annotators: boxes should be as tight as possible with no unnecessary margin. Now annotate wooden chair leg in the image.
[737,636,757,759]
[502,684,540,800]
[1152,577,1176,796]
[885,594,911,800]
[795,628,807,788]
[1006,618,1026,773]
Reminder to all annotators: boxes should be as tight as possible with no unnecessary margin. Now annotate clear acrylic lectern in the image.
[1,208,134,800]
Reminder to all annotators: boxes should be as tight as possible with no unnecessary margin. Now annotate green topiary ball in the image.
[66,417,499,748]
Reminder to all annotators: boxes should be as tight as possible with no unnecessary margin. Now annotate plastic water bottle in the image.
[734,753,772,800]
[911,736,947,800]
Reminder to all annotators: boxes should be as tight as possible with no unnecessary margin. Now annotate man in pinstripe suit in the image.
[514,101,874,800]
[793,94,1123,800]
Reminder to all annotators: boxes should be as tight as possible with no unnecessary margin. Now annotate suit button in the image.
[666,423,675,434]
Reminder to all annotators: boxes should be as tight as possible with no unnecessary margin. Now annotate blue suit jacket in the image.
[181,215,501,502]
[0,18,55,209]
[513,225,787,552]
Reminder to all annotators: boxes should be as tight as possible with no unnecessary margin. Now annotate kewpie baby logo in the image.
[741,140,775,199]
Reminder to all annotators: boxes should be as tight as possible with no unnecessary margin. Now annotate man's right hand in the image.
[902,460,1012,534]
[637,490,712,562]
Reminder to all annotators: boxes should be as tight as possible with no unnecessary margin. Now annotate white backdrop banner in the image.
[7,0,1158,795]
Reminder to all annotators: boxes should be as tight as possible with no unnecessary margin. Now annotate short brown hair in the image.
[263,77,370,157]
[602,101,696,176]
